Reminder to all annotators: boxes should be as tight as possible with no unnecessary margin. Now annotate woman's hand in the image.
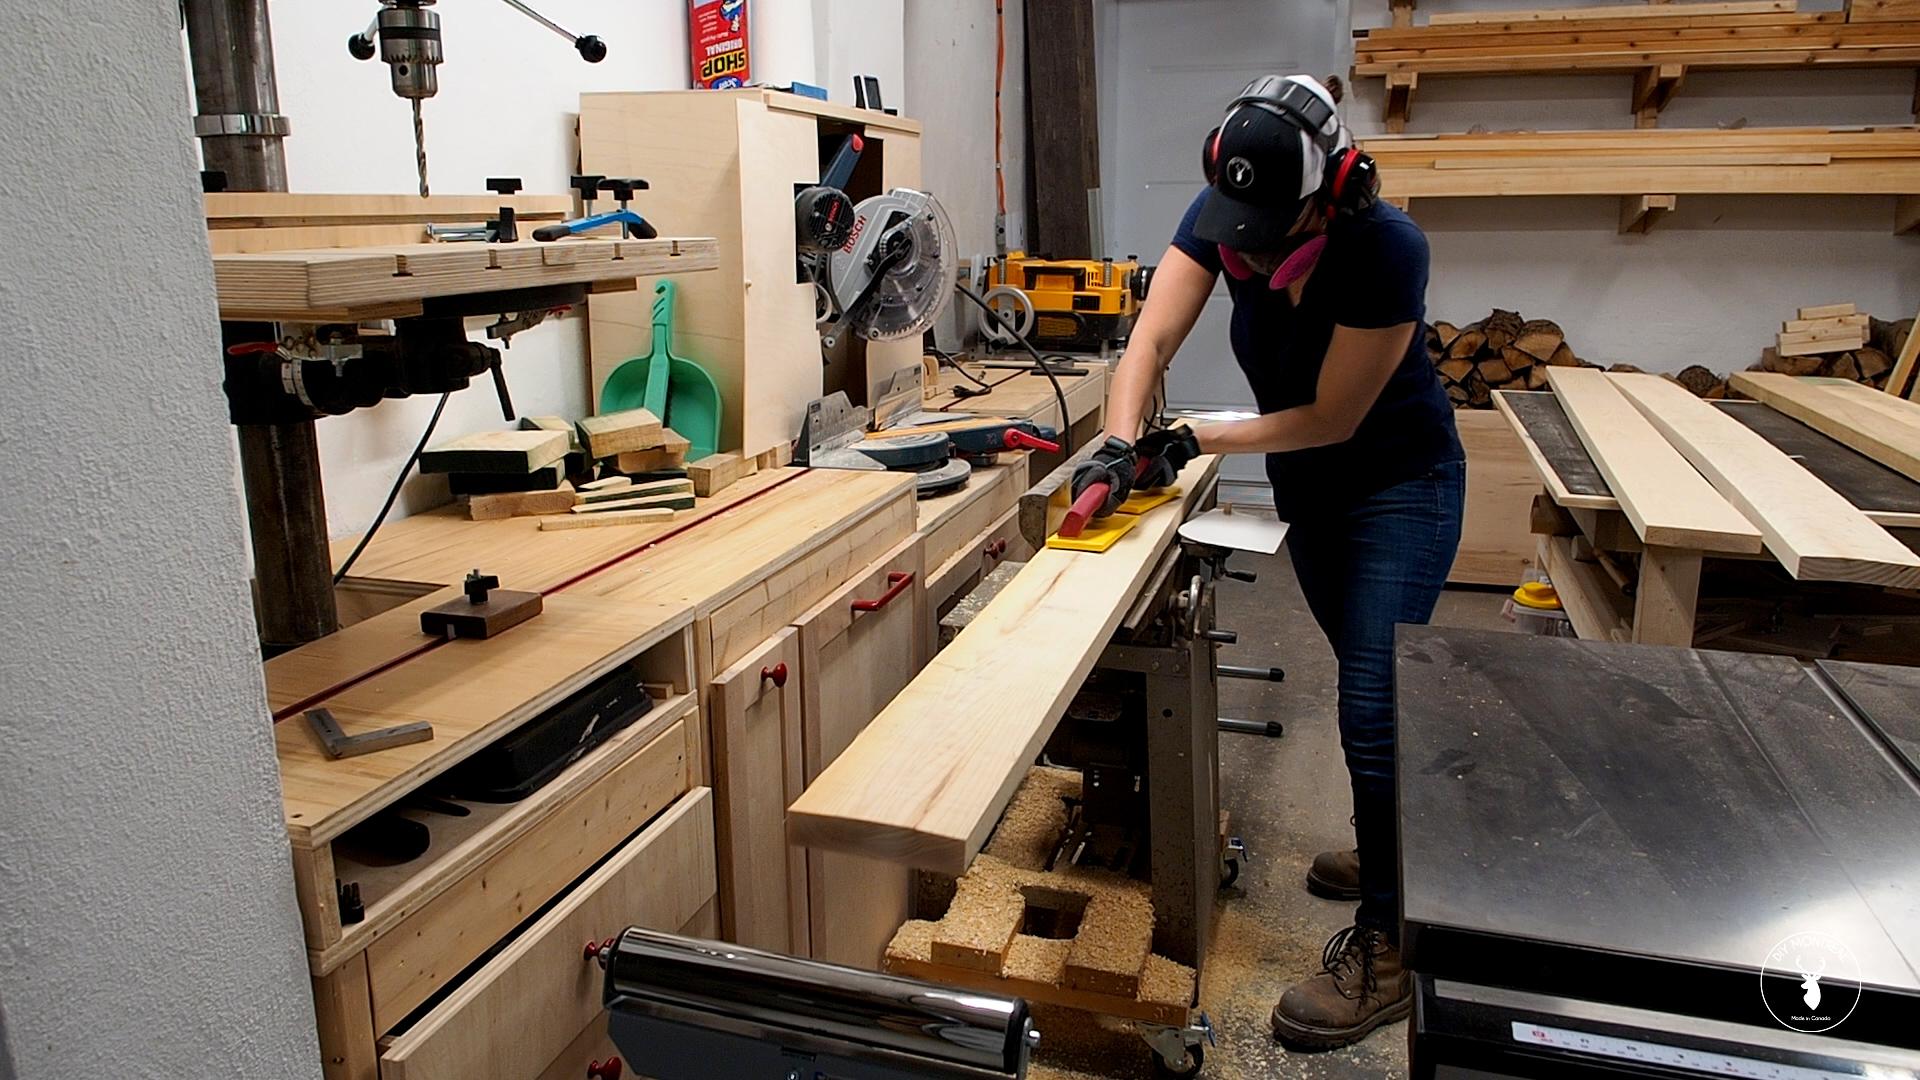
[1192,322,1416,455]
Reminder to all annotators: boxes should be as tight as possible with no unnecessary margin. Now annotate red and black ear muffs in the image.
[1200,126,1379,221]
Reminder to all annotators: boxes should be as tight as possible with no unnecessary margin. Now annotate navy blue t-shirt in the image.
[1170,192,1462,519]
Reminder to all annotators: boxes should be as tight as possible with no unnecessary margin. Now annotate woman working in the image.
[1072,74,1464,1050]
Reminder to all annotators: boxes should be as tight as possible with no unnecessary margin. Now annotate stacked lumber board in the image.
[211,236,721,321]
[1355,2,1920,128]
[1361,127,1920,231]
[204,192,572,254]
[1776,302,1870,356]
[788,455,1221,874]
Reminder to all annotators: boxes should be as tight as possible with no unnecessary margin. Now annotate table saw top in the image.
[1396,627,1920,1030]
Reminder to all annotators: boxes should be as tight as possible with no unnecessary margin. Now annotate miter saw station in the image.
[794,375,1060,497]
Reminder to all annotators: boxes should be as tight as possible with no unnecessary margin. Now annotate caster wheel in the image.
[1221,858,1241,887]
[1153,1042,1203,1078]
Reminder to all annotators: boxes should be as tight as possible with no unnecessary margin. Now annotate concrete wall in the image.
[1345,0,1919,372]
[905,0,1030,346]
[0,3,322,1077]
[263,0,930,538]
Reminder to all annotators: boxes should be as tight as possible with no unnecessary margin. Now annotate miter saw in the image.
[810,187,958,350]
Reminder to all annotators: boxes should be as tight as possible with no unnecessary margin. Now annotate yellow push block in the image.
[1115,486,1180,515]
[1046,512,1143,553]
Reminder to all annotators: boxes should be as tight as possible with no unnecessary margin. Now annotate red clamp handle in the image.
[760,662,788,688]
[1004,429,1061,453]
[851,571,914,613]
[583,936,617,962]
[586,1058,623,1080]
[225,341,281,356]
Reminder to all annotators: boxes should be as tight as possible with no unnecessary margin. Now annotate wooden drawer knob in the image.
[760,662,788,688]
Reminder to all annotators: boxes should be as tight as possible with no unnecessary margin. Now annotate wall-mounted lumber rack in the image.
[1355,2,1920,130]
[1361,126,1920,233]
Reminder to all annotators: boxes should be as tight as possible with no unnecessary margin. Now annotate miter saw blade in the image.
[825,188,958,342]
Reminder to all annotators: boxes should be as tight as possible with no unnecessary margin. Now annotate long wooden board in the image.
[1546,368,1762,553]
[1426,1,1798,24]
[1610,374,1920,586]
[787,456,1220,874]
[1730,372,1920,483]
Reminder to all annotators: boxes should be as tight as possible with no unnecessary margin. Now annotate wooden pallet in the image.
[1355,2,1920,129]
[1360,126,1920,234]
[212,236,721,321]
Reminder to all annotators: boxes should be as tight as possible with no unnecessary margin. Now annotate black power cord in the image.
[332,391,452,584]
[953,280,1072,435]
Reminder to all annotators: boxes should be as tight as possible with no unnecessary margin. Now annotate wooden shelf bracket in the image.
[1633,63,1687,128]
[1898,193,1919,234]
[1385,72,1418,133]
[1391,0,1415,29]
[1619,193,1677,234]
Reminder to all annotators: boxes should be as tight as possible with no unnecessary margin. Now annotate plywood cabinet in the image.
[709,628,808,952]
[794,537,929,967]
[580,89,924,458]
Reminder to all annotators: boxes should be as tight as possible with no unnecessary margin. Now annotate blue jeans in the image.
[1285,459,1465,941]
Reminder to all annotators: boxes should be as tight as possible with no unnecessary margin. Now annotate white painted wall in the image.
[904,0,1030,345]
[263,0,914,538]
[1344,0,1920,372]
[1,2,321,1076]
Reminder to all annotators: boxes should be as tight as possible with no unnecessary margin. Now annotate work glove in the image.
[1069,436,1139,519]
[1134,425,1202,490]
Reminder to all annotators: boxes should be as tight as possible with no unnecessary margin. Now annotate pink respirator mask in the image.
[1218,237,1326,291]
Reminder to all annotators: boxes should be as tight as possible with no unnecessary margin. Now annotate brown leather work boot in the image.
[1305,848,1361,901]
[1271,926,1412,1050]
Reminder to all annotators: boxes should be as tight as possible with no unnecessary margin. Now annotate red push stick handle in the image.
[760,662,788,688]
[1059,481,1111,539]
[1004,429,1061,453]
[851,571,914,613]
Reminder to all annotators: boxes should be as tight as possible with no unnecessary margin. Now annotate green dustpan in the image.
[600,279,723,460]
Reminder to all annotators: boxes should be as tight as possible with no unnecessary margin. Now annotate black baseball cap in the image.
[1194,75,1339,251]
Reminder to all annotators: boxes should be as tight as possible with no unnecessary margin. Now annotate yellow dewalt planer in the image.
[980,251,1153,352]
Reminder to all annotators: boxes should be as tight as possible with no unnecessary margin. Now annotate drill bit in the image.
[412,98,430,197]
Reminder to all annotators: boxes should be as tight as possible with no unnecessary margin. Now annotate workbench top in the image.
[275,466,913,840]
[923,361,1108,430]
[1397,627,1920,1003]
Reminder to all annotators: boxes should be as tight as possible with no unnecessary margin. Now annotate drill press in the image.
[347,0,607,197]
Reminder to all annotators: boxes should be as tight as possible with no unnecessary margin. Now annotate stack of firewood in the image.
[1425,309,1603,408]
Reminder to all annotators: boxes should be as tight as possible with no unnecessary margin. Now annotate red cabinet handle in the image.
[985,538,1008,560]
[760,662,788,688]
[586,1058,623,1080]
[851,571,915,613]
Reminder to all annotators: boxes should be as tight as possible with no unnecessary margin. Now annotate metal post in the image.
[185,0,338,651]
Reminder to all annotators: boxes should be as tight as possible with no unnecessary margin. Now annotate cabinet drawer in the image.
[918,460,1023,574]
[378,789,716,1080]
[927,504,1031,619]
[531,902,716,1080]
[710,630,806,953]
[364,699,698,1031]
[704,488,917,673]
[795,537,927,967]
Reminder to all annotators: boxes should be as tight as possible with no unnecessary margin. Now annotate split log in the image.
[1545,343,1582,367]
[1447,329,1488,361]
[1606,363,1646,375]
[1437,357,1476,383]
[1675,364,1721,397]
[1476,355,1514,384]
[1446,383,1470,406]
[1432,320,1462,349]
[1464,370,1493,408]
[1513,319,1565,362]
[1500,346,1538,378]
[1856,346,1894,381]
[1831,352,1862,382]
[1526,365,1550,390]
[1759,347,1825,377]
[1482,309,1525,351]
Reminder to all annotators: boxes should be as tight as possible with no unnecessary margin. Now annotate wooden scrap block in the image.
[419,430,567,475]
[568,492,696,515]
[1797,303,1858,320]
[577,408,663,458]
[1064,888,1154,998]
[687,452,749,498]
[538,508,676,530]
[519,414,582,452]
[1783,314,1869,334]
[929,870,1024,973]
[577,475,633,493]
[575,477,694,506]
[445,464,565,495]
[615,430,692,474]
[465,482,577,521]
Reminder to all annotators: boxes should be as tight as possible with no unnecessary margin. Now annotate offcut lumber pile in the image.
[882,767,1195,1024]
[1427,309,1600,407]
[1752,306,1910,391]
